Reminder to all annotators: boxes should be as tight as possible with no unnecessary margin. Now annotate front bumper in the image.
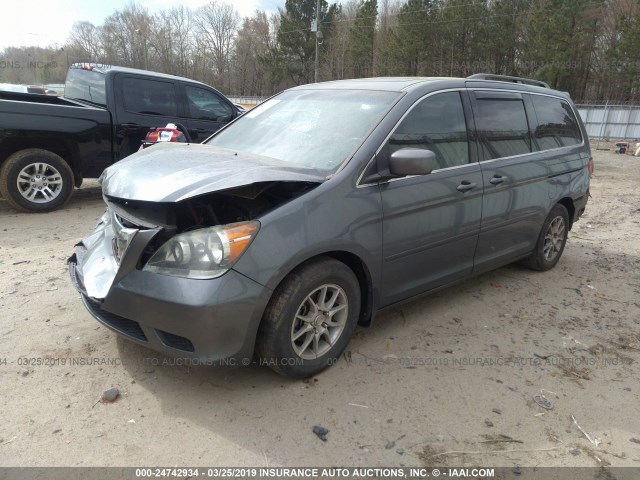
[68,211,272,364]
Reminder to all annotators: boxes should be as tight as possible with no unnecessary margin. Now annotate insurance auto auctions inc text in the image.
[189,468,495,478]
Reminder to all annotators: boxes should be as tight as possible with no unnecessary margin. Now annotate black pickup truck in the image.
[0,64,240,212]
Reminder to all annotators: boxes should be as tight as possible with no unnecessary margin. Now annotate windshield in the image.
[206,89,399,172]
[65,67,107,105]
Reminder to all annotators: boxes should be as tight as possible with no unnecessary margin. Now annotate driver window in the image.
[122,77,177,116]
[185,86,233,122]
[388,92,469,170]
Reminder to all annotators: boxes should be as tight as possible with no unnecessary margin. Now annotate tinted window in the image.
[531,95,581,149]
[474,95,530,160]
[186,86,233,122]
[388,92,469,170]
[123,78,177,116]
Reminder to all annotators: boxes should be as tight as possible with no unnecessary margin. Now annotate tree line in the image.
[2,0,640,103]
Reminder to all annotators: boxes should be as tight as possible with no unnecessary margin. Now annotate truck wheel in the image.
[0,149,74,212]
[522,204,569,271]
[256,257,360,378]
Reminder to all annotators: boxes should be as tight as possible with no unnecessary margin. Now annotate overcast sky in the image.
[0,0,283,50]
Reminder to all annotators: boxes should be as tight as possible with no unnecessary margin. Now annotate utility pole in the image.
[314,0,320,83]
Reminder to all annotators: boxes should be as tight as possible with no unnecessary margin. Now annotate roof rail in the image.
[466,73,550,89]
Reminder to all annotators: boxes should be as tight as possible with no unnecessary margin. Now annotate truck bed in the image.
[0,93,113,179]
[0,91,89,107]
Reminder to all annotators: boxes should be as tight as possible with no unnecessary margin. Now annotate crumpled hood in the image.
[101,143,325,202]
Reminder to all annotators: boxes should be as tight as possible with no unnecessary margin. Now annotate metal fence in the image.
[576,104,640,140]
[227,96,265,106]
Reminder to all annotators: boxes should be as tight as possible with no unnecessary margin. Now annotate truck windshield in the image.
[206,89,399,173]
[65,68,107,105]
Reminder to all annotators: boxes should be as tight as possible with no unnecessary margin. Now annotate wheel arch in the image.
[323,251,377,326]
[0,138,79,183]
[557,197,575,230]
[265,250,377,328]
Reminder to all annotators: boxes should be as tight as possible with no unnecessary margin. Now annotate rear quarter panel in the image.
[0,99,113,177]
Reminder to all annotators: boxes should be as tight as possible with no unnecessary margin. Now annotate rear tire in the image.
[0,149,74,212]
[522,204,569,271]
[256,257,360,378]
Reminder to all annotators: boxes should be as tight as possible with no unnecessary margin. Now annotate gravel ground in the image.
[0,150,639,469]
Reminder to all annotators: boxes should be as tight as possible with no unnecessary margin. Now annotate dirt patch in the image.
[0,154,639,468]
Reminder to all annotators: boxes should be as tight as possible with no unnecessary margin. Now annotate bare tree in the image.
[234,11,270,95]
[169,6,196,77]
[322,0,358,80]
[194,1,240,91]
[67,21,103,63]
[374,0,400,74]
[101,3,154,68]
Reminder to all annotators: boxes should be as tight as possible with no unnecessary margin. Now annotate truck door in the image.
[183,85,236,142]
[113,75,182,159]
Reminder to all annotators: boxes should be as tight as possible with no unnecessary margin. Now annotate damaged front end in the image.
[68,175,319,362]
[107,180,318,285]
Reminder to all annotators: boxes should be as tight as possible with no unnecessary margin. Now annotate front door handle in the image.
[456,181,477,192]
[489,175,507,185]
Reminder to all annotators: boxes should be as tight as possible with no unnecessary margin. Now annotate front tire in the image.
[523,204,569,271]
[0,149,74,212]
[256,257,361,378]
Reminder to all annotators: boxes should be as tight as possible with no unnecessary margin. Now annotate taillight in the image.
[587,157,594,176]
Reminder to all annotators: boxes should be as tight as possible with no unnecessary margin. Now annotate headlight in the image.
[142,221,259,279]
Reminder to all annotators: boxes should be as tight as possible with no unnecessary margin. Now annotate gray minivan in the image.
[68,75,592,378]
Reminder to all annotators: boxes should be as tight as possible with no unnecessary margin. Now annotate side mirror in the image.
[389,148,435,177]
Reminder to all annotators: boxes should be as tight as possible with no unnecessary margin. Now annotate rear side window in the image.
[530,95,582,149]
[388,91,469,170]
[122,77,178,116]
[473,94,531,160]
